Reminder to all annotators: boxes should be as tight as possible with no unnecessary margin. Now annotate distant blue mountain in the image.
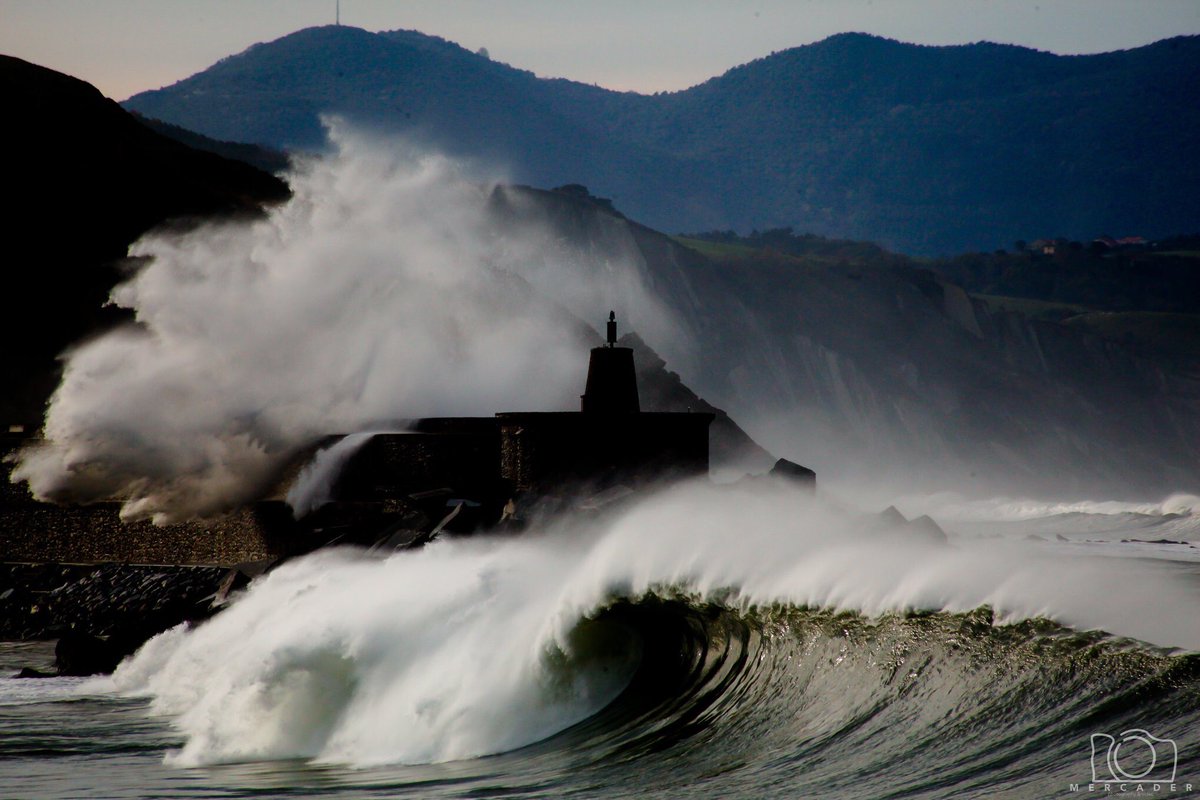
[125,26,1200,254]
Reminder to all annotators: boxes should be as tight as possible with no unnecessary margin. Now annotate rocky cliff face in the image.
[503,187,1200,497]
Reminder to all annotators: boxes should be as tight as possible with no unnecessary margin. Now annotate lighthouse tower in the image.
[580,311,640,414]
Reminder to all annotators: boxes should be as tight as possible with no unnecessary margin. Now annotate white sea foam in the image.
[112,481,1200,768]
[890,491,1200,523]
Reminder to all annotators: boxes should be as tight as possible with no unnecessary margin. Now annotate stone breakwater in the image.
[0,496,299,566]
[1,435,321,568]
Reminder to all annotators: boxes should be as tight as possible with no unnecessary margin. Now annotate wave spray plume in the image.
[13,124,679,522]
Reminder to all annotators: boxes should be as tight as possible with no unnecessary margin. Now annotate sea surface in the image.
[3,484,1200,799]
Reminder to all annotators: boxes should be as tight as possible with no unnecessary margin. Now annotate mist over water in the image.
[12,125,681,522]
[894,492,1200,522]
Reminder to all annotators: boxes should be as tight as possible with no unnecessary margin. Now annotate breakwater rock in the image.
[1,563,229,674]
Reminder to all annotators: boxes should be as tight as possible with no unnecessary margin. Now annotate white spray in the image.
[12,125,681,522]
[285,431,378,518]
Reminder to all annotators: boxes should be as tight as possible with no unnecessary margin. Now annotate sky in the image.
[2,0,1199,100]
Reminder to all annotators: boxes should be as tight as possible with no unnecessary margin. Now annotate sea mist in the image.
[12,124,680,522]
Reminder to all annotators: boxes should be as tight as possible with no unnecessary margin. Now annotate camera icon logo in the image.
[1090,729,1178,783]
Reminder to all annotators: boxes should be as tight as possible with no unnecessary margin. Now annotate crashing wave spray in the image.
[111,481,1200,768]
[12,124,682,522]
[285,431,378,518]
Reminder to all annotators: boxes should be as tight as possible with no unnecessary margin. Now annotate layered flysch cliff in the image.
[498,186,1200,497]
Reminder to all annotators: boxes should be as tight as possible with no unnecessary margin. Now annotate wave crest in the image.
[111,482,1200,769]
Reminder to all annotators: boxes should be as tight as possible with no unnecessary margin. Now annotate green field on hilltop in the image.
[672,236,761,260]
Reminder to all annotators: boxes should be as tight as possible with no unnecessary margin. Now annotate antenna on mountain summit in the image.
[606,311,617,347]
[336,0,340,25]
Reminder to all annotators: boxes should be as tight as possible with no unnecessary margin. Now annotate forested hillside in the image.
[125,26,1200,254]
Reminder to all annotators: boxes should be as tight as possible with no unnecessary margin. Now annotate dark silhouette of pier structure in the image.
[333,313,713,527]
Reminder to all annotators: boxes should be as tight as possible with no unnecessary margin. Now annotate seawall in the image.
[0,434,327,567]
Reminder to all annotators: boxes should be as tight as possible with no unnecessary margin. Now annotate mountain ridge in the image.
[123,27,1200,255]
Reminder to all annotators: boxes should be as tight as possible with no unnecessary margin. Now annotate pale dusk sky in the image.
[2,0,1198,100]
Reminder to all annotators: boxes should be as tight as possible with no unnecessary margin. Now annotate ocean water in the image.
[3,483,1199,799]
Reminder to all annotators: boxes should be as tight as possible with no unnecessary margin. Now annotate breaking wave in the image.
[897,492,1200,523]
[106,481,1200,797]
